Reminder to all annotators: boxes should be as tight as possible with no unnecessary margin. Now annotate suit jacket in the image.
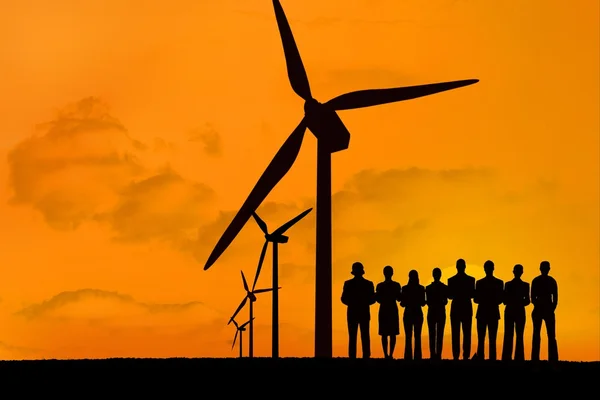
[342,277,376,323]
[447,273,476,317]
[503,278,530,312]
[474,276,504,320]
[426,281,449,317]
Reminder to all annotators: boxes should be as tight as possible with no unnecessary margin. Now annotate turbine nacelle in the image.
[265,233,289,244]
[304,98,350,154]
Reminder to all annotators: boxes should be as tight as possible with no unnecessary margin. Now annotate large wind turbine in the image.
[251,207,312,358]
[205,0,479,358]
[228,270,279,358]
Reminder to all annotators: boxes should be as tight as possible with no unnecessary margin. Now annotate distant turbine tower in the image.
[228,269,280,358]
[205,0,479,358]
[251,207,313,358]
[231,317,253,358]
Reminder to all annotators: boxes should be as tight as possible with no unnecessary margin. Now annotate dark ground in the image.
[1,358,597,395]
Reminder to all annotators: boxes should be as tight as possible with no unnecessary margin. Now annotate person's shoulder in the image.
[426,282,433,290]
[394,281,401,289]
[495,277,504,284]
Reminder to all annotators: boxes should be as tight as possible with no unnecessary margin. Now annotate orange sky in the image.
[0,0,598,361]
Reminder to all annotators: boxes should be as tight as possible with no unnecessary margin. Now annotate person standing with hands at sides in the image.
[400,270,426,360]
[473,260,504,360]
[426,267,449,360]
[531,261,559,362]
[341,262,376,359]
[501,264,530,361]
[447,259,476,360]
[375,265,402,359]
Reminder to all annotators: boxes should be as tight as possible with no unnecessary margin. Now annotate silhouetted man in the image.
[376,265,402,359]
[501,264,530,361]
[531,261,559,362]
[426,267,449,360]
[401,269,426,360]
[447,259,476,360]
[473,260,504,360]
[341,262,376,359]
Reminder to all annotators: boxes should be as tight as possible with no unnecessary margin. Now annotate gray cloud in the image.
[14,289,207,320]
[0,341,41,358]
[189,123,222,156]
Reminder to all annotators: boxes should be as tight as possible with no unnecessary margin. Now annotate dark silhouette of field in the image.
[1,358,597,394]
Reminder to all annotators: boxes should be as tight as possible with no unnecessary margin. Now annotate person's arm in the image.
[369,282,377,305]
[523,283,531,307]
[473,281,480,304]
[552,279,558,310]
[502,283,508,306]
[531,280,537,306]
[420,286,426,307]
[375,283,382,304]
[470,278,476,300]
[497,281,504,306]
[399,288,406,308]
[396,284,402,303]
[341,282,350,306]
[447,279,454,300]
[425,286,430,306]
[443,285,448,306]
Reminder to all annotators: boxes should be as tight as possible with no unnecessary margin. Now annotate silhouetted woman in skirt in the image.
[376,265,402,359]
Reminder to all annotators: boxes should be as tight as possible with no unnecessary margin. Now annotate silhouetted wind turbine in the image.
[231,317,253,358]
[205,0,479,358]
[251,207,313,359]
[228,270,279,358]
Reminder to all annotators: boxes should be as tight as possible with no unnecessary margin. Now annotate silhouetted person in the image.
[401,270,426,360]
[341,262,376,359]
[501,264,530,361]
[531,261,559,362]
[447,258,476,360]
[376,265,402,359]
[426,267,448,360]
[473,260,504,360]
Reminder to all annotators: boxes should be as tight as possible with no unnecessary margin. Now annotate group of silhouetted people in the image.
[341,259,559,362]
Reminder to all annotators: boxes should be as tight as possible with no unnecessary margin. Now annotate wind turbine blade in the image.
[241,270,249,292]
[229,297,248,324]
[272,207,313,236]
[203,119,307,271]
[232,330,239,349]
[252,240,269,292]
[272,0,312,100]
[252,212,269,235]
[240,317,254,329]
[254,287,280,294]
[324,79,479,111]
[232,319,239,329]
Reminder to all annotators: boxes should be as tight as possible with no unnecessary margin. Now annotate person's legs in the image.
[348,320,358,359]
[437,315,446,359]
[390,335,397,358]
[463,315,473,360]
[476,318,486,359]
[531,310,543,361]
[545,313,559,362]
[502,312,514,361]
[451,315,461,360]
[381,335,388,358]
[359,320,371,359]
[427,313,436,359]
[489,319,499,361]
[414,315,423,360]
[514,309,525,361]
[404,314,413,360]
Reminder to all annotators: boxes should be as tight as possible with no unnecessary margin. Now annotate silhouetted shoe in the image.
[471,353,483,361]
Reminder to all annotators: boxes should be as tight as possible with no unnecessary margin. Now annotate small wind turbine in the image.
[251,207,312,359]
[231,317,253,358]
[228,270,280,358]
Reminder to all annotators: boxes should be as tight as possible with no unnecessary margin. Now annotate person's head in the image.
[540,261,550,276]
[483,260,494,276]
[513,264,523,279]
[383,265,393,279]
[408,269,419,284]
[456,258,466,273]
[432,267,442,282]
[351,262,365,277]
